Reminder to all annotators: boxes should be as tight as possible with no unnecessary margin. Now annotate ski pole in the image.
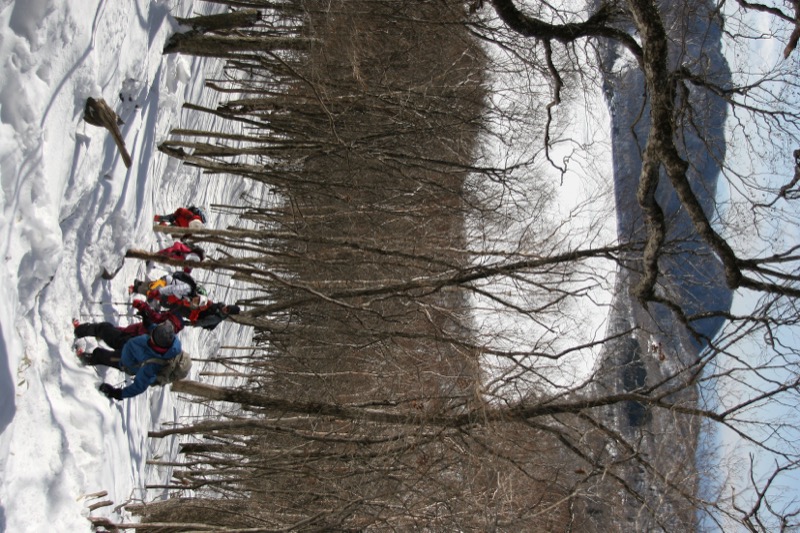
[79,312,113,319]
[80,312,140,319]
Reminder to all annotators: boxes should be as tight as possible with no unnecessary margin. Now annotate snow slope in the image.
[0,1,253,530]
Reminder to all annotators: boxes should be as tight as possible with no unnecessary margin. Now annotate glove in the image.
[132,299,148,311]
[99,383,122,401]
[146,289,160,300]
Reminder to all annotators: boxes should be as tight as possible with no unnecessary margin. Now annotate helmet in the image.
[151,321,176,348]
[188,219,205,230]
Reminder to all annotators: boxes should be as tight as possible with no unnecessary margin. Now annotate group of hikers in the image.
[74,207,241,401]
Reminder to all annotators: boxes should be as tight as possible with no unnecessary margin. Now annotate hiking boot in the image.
[74,341,91,365]
[76,350,92,366]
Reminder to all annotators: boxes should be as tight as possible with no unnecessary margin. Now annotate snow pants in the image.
[74,322,135,370]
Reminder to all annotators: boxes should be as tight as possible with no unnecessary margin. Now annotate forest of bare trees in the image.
[98,0,800,531]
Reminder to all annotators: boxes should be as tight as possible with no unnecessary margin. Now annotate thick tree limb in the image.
[489,0,643,58]
[626,0,743,298]
[83,97,132,168]
[167,380,724,430]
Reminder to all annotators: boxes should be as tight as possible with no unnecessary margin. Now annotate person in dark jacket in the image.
[75,300,184,339]
[74,317,183,400]
[165,298,240,330]
[190,303,241,331]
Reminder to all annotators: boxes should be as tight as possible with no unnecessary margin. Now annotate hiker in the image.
[73,319,183,400]
[183,302,241,331]
[75,300,184,343]
[154,288,238,330]
[154,206,206,229]
[156,241,205,273]
[130,270,200,304]
[159,293,213,323]
[108,243,205,281]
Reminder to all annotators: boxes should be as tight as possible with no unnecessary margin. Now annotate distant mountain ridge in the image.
[583,0,733,528]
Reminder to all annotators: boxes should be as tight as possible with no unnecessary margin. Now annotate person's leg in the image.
[119,322,148,336]
[74,322,110,339]
[75,322,132,351]
[82,347,122,370]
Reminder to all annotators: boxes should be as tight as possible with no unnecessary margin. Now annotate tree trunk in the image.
[175,9,261,33]
[164,34,317,56]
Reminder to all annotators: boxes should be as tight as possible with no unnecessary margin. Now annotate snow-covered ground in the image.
[0,1,253,530]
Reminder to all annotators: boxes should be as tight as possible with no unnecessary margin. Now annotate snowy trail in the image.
[0,1,254,530]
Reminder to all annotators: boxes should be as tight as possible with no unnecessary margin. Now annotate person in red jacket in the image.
[154,206,206,229]
[159,293,213,323]
[138,241,205,273]
[74,300,184,344]
[157,241,205,262]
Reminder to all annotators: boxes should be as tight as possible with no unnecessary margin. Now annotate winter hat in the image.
[188,219,205,230]
[183,253,201,273]
[151,321,176,348]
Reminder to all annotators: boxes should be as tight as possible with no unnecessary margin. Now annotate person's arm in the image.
[120,363,160,399]
[102,337,159,400]
[132,299,182,331]
[132,299,158,324]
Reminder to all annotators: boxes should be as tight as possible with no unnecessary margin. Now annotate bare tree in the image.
[468,0,800,529]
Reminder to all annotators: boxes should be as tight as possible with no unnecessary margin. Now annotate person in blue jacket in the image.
[76,320,182,400]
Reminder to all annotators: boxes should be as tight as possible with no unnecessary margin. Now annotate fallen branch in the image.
[83,97,132,168]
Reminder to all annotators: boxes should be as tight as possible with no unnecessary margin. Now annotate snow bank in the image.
[0,0,254,530]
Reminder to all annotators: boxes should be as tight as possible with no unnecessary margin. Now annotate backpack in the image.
[188,206,207,224]
[145,351,193,385]
[171,271,199,297]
